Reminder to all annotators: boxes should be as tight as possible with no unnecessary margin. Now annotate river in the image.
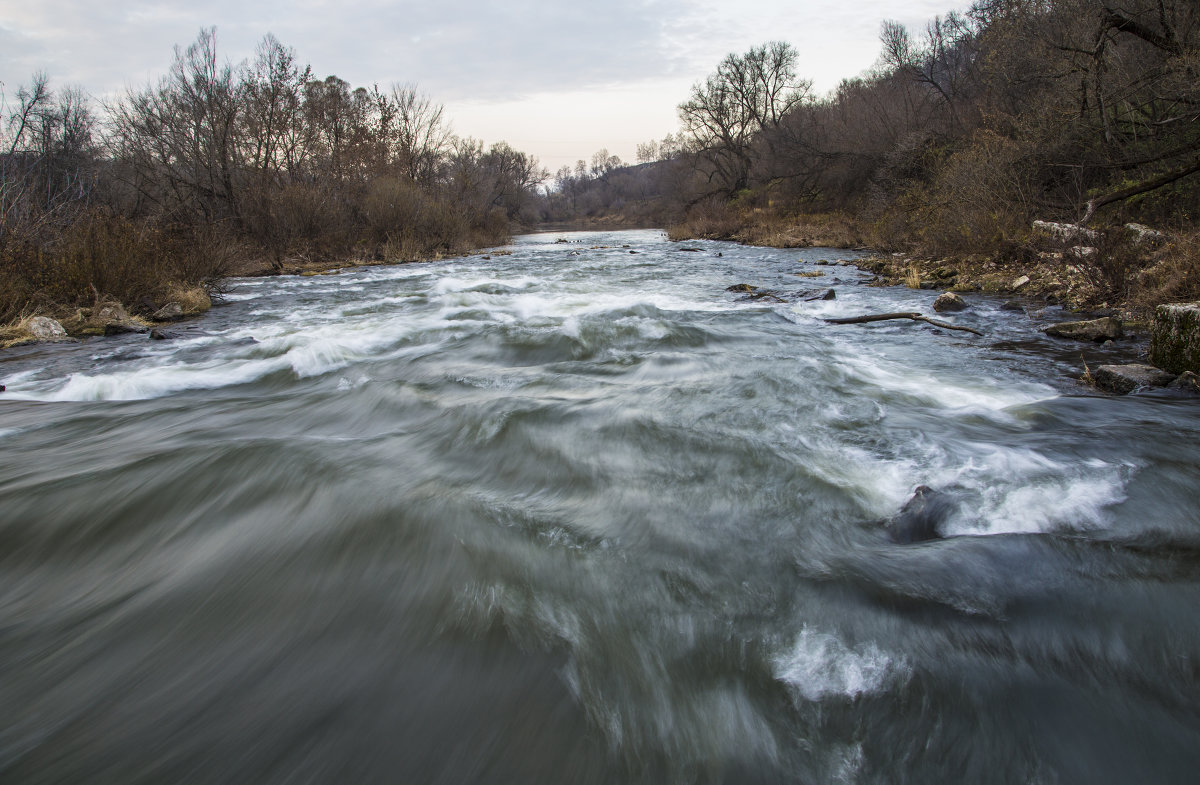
[2,229,1199,784]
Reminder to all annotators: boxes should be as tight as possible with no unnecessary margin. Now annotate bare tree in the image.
[678,41,811,197]
[388,84,450,184]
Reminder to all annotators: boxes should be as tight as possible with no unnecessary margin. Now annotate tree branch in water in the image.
[824,312,983,335]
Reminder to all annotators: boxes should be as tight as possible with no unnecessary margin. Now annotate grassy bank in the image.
[667,204,1200,318]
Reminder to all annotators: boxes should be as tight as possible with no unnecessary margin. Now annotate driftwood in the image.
[824,311,983,336]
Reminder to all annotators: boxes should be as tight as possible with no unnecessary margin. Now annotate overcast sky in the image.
[1,0,964,173]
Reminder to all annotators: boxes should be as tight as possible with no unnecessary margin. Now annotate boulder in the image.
[1093,364,1176,395]
[1011,275,1030,291]
[1000,301,1026,312]
[726,283,757,293]
[932,292,967,313]
[104,321,150,336]
[1168,371,1200,395]
[1032,220,1100,243]
[1043,317,1123,342]
[93,302,132,324]
[149,328,182,341]
[28,316,69,342]
[1149,302,1200,374]
[887,486,955,544]
[1125,223,1166,247]
[152,302,184,321]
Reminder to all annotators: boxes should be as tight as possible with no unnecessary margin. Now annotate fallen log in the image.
[824,311,983,336]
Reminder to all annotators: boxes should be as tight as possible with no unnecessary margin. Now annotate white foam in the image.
[774,627,908,701]
[47,356,287,401]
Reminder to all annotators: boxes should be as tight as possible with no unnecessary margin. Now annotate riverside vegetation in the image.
[5,0,1199,346]
[538,0,1200,319]
[1,29,544,345]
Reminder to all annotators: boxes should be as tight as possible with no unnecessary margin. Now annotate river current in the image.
[2,229,1200,783]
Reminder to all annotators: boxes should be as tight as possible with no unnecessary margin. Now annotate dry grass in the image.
[1128,229,1200,315]
[668,204,863,248]
[162,284,213,315]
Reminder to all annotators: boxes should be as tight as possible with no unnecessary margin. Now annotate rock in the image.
[104,321,150,336]
[151,302,184,321]
[933,266,957,280]
[1149,302,1200,374]
[821,288,836,300]
[1011,275,1030,291]
[1032,220,1100,243]
[149,328,182,341]
[1000,301,1026,312]
[887,486,955,544]
[1043,317,1123,342]
[1168,371,1200,395]
[726,284,757,293]
[94,302,132,324]
[27,316,69,342]
[1093,364,1176,395]
[918,280,938,290]
[1125,223,1166,247]
[933,292,967,313]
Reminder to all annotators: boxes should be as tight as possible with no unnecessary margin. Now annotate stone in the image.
[1032,220,1100,243]
[1149,302,1200,374]
[933,292,967,313]
[887,486,955,544]
[1168,371,1200,395]
[1043,317,1123,342]
[151,302,184,321]
[1125,223,1166,246]
[104,321,150,336]
[149,328,181,341]
[1011,275,1030,291]
[27,316,68,342]
[821,288,836,300]
[94,302,132,324]
[1000,301,1025,312]
[1093,364,1176,395]
[726,283,757,293]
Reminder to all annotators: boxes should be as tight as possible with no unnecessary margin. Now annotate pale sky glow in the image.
[0,0,965,173]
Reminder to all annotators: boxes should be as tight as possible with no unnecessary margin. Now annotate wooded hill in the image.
[0,30,546,323]
[539,0,1200,309]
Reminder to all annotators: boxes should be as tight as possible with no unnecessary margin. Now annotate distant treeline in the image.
[539,0,1199,304]
[1,29,545,321]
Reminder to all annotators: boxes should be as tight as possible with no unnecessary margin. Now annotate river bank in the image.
[666,208,1200,321]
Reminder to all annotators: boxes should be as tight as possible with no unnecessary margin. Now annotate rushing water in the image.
[3,229,1200,784]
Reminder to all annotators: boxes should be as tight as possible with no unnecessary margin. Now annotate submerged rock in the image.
[1149,302,1200,374]
[1043,317,1122,342]
[886,486,955,544]
[932,292,967,313]
[149,328,182,341]
[1093,364,1176,395]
